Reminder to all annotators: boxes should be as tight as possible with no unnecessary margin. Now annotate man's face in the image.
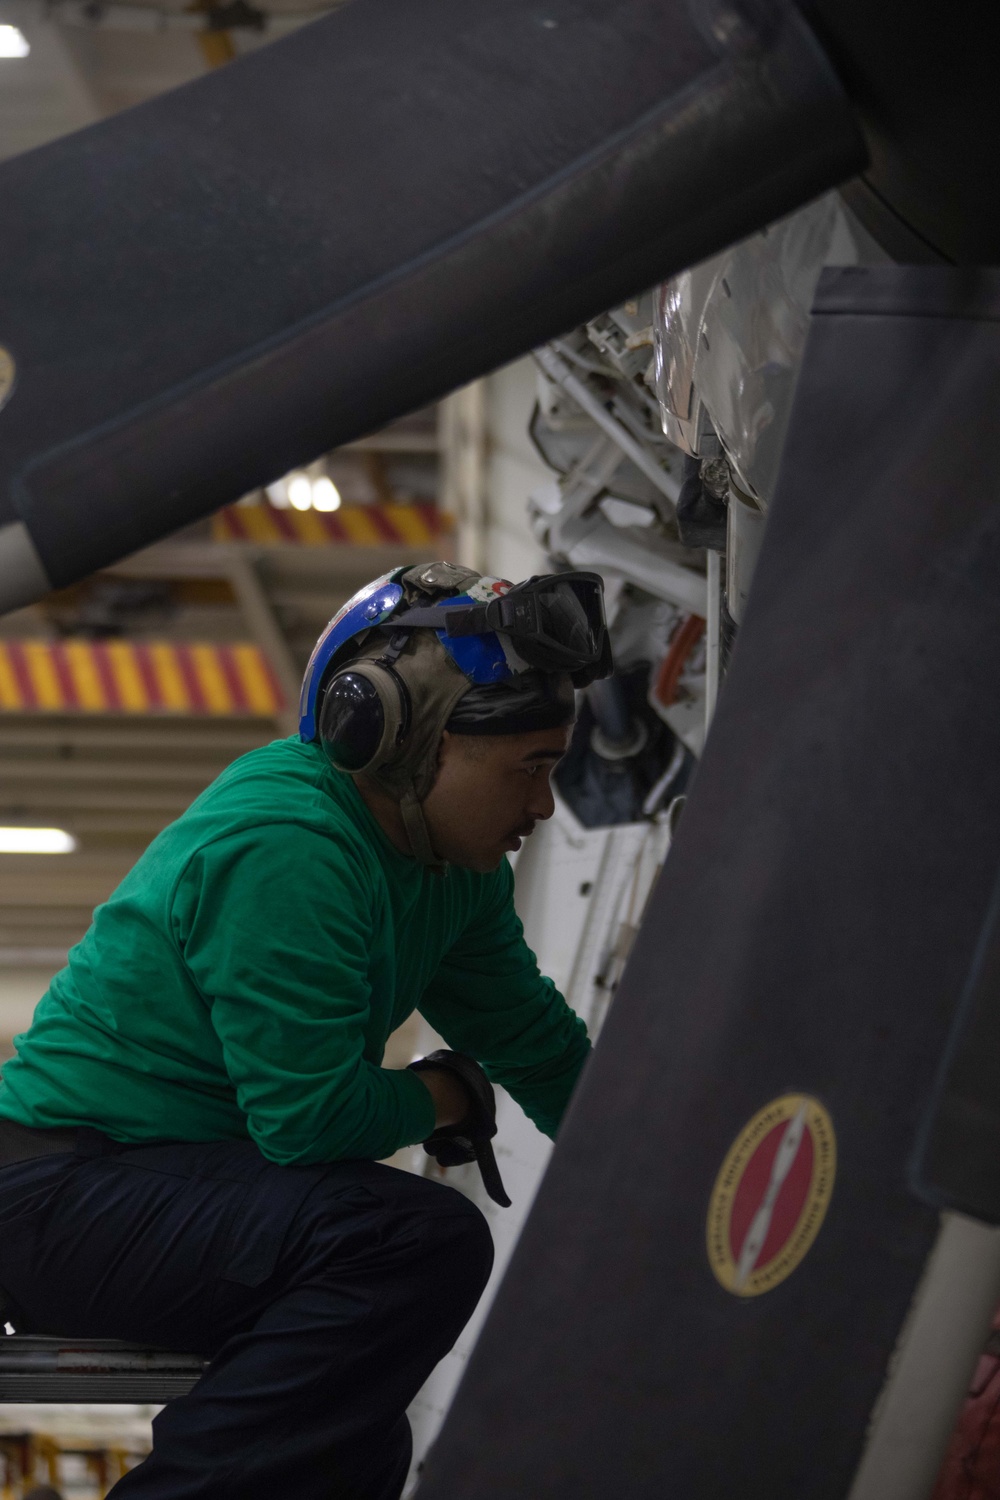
[422,725,572,873]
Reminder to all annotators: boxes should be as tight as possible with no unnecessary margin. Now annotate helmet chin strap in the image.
[399,781,446,873]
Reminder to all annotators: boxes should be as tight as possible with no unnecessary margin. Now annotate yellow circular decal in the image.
[0,347,15,412]
[706,1093,836,1297]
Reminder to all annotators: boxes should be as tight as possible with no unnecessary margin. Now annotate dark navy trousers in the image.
[0,1135,494,1499]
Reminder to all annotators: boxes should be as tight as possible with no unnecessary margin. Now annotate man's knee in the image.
[401,1185,494,1349]
[372,1167,495,1311]
[298,1162,495,1304]
[422,1188,494,1297]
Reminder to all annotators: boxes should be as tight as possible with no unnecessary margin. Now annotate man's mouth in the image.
[505,824,535,850]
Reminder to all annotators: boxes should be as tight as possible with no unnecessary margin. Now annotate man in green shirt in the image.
[0,563,609,1500]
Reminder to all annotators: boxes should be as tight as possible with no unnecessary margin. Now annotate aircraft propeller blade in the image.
[0,0,864,610]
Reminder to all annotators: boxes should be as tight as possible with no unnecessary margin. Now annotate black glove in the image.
[408,1050,511,1207]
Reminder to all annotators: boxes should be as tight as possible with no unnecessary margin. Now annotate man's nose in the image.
[527,776,556,822]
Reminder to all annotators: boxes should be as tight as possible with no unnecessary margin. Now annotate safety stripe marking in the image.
[0,641,284,716]
[212,501,450,547]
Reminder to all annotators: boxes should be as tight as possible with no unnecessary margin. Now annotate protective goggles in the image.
[396,572,612,688]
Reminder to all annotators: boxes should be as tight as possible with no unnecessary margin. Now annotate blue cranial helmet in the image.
[299,564,525,742]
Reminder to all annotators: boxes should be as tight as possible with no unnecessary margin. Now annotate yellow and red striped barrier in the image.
[212,500,450,547]
[0,639,285,716]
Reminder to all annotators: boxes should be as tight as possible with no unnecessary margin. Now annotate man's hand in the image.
[415,1065,474,1129]
[408,1050,511,1207]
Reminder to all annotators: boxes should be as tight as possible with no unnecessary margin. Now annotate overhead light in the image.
[287,473,312,511]
[0,827,77,854]
[312,476,341,512]
[267,471,342,511]
[0,24,29,56]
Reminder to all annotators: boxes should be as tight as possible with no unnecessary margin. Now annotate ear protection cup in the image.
[317,662,410,774]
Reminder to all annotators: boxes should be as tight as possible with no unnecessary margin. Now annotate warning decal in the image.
[706,1094,836,1297]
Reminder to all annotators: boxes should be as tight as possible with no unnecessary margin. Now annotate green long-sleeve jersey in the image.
[0,737,590,1163]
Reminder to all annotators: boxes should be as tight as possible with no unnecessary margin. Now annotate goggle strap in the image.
[390,604,488,637]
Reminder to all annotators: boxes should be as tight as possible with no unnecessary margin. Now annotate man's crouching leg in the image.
[112,1160,494,1500]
